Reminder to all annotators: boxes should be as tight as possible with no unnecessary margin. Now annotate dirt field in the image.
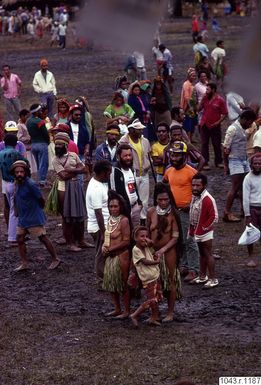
[0,13,260,385]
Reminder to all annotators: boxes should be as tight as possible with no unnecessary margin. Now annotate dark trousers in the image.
[200,125,222,165]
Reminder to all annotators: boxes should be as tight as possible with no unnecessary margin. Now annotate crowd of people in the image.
[0,9,260,328]
[0,5,69,47]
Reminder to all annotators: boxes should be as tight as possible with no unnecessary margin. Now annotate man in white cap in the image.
[119,118,151,224]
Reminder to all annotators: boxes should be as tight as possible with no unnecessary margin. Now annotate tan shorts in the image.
[17,226,46,239]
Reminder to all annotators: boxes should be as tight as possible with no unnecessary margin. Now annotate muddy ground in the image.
[0,13,260,385]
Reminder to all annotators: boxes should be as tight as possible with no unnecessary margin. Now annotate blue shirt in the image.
[0,146,24,182]
[15,177,46,228]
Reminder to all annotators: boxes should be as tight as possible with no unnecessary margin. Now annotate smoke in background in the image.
[229,14,261,102]
[78,0,168,53]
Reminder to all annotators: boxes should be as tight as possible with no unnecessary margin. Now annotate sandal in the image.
[223,213,241,222]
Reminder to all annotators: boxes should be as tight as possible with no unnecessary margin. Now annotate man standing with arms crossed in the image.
[163,141,199,281]
[1,64,22,121]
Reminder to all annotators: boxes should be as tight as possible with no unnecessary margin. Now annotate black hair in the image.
[170,124,182,132]
[207,82,217,92]
[108,190,131,221]
[4,133,17,147]
[171,106,181,119]
[2,64,10,69]
[93,160,112,175]
[106,123,120,131]
[30,103,41,113]
[192,173,208,186]
[240,109,257,121]
[197,36,203,43]
[19,109,29,118]
[156,122,170,132]
[159,43,165,50]
[216,40,224,47]
[116,143,132,157]
[153,182,177,209]
[198,71,207,78]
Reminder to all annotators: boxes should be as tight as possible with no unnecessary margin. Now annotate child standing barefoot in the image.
[130,226,163,327]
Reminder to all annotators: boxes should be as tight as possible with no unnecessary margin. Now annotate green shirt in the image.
[27,116,50,144]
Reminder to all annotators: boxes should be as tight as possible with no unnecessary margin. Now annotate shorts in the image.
[183,116,198,133]
[17,226,46,239]
[194,230,214,242]
[229,158,250,176]
[250,206,261,231]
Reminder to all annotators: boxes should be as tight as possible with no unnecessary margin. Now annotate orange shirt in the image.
[163,165,197,208]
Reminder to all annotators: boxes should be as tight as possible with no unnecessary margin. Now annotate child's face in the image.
[135,230,148,248]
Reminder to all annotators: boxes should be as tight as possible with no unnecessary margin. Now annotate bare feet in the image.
[48,259,61,270]
[55,238,67,245]
[115,312,130,320]
[148,319,161,326]
[67,245,82,252]
[246,260,257,268]
[14,264,29,272]
[162,314,174,323]
[78,241,95,249]
[106,310,122,317]
[130,314,139,328]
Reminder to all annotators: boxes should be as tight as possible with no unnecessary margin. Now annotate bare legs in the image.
[198,240,215,279]
[15,233,60,271]
[224,173,246,220]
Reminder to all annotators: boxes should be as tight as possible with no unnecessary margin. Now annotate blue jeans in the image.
[32,142,49,183]
[179,210,199,273]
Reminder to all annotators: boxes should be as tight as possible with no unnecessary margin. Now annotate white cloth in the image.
[152,46,163,61]
[211,47,226,63]
[70,122,79,144]
[58,24,67,36]
[33,70,57,95]
[136,173,149,220]
[121,168,138,206]
[106,140,117,161]
[133,52,145,68]
[86,177,109,233]
[226,92,244,121]
[194,81,207,104]
[253,128,261,148]
[243,171,261,216]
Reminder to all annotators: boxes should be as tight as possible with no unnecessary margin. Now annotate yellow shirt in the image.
[129,137,143,172]
[132,246,159,287]
[151,141,168,175]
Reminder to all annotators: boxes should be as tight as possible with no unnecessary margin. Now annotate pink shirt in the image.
[0,73,21,99]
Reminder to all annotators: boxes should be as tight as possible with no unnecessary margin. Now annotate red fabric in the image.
[192,20,199,33]
[190,195,217,237]
[37,120,46,128]
[200,94,228,129]
[68,140,79,155]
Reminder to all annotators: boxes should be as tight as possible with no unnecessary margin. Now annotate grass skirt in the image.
[160,255,182,300]
[102,255,125,293]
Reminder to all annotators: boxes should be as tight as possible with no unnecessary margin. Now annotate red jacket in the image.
[189,190,218,237]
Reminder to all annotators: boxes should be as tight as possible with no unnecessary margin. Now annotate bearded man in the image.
[11,160,60,271]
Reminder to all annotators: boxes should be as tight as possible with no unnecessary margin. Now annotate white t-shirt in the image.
[133,51,145,68]
[71,122,79,144]
[226,92,244,121]
[58,24,67,36]
[121,168,138,206]
[211,47,226,63]
[86,177,109,233]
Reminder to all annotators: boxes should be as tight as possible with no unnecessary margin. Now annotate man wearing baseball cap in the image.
[95,124,120,166]
[163,141,199,282]
[119,118,151,224]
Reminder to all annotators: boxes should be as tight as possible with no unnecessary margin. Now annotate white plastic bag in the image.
[238,223,261,245]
